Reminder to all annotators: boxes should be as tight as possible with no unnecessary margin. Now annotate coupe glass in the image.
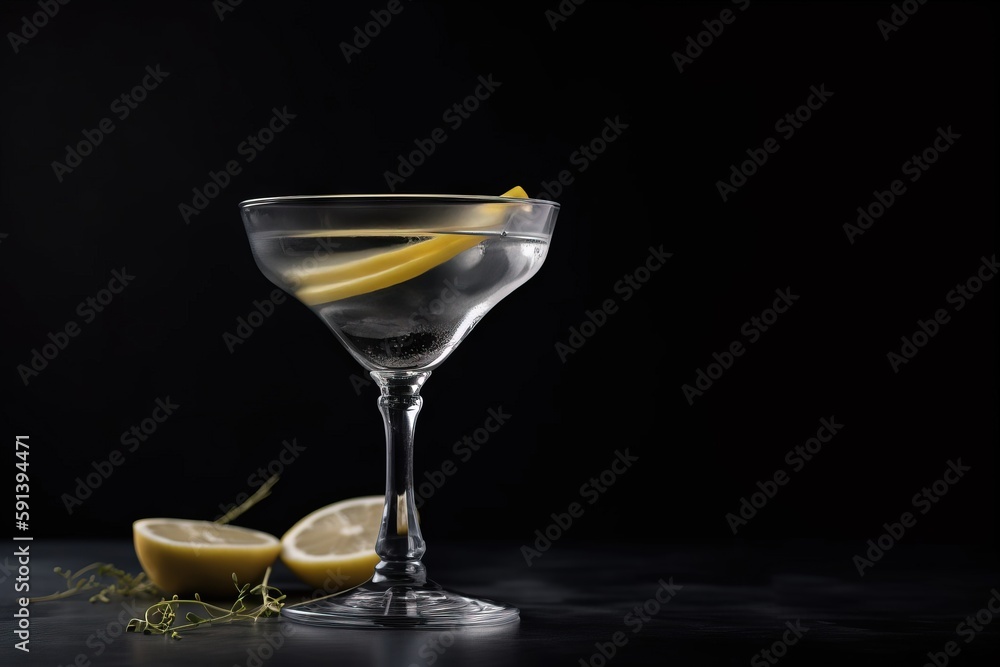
[239,193,559,627]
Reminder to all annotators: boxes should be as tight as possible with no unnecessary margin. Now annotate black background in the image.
[1,0,996,554]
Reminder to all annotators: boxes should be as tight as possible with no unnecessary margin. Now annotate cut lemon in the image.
[279,496,384,593]
[294,186,529,305]
[133,518,281,597]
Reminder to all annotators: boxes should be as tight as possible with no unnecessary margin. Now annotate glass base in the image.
[282,579,519,628]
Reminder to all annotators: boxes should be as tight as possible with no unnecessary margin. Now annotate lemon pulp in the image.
[279,496,384,593]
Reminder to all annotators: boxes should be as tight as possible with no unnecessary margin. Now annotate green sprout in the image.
[126,568,285,639]
[30,562,160,603]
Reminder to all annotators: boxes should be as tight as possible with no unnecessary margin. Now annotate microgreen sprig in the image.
[30,562,160,603]
[127,567,285,639]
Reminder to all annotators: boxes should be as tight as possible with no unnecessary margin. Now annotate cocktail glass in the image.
[239,193,559,627]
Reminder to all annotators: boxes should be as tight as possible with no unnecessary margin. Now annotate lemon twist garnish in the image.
[293,187,529,305]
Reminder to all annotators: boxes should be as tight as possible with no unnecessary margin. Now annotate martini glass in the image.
[239,193,559,627]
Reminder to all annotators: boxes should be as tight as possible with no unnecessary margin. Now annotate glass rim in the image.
[238,193,560,209]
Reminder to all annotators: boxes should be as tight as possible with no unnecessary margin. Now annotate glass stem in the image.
[370,370,430,587]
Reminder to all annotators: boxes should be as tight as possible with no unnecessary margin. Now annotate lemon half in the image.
[279,496,384,593]
[133,518,281,597]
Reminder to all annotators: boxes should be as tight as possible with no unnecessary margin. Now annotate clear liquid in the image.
[251,231,549,370]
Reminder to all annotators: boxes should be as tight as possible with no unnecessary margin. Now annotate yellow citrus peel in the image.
[293,187,528,305]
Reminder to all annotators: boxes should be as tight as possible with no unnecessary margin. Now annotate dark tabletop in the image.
[3,539,999,666]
